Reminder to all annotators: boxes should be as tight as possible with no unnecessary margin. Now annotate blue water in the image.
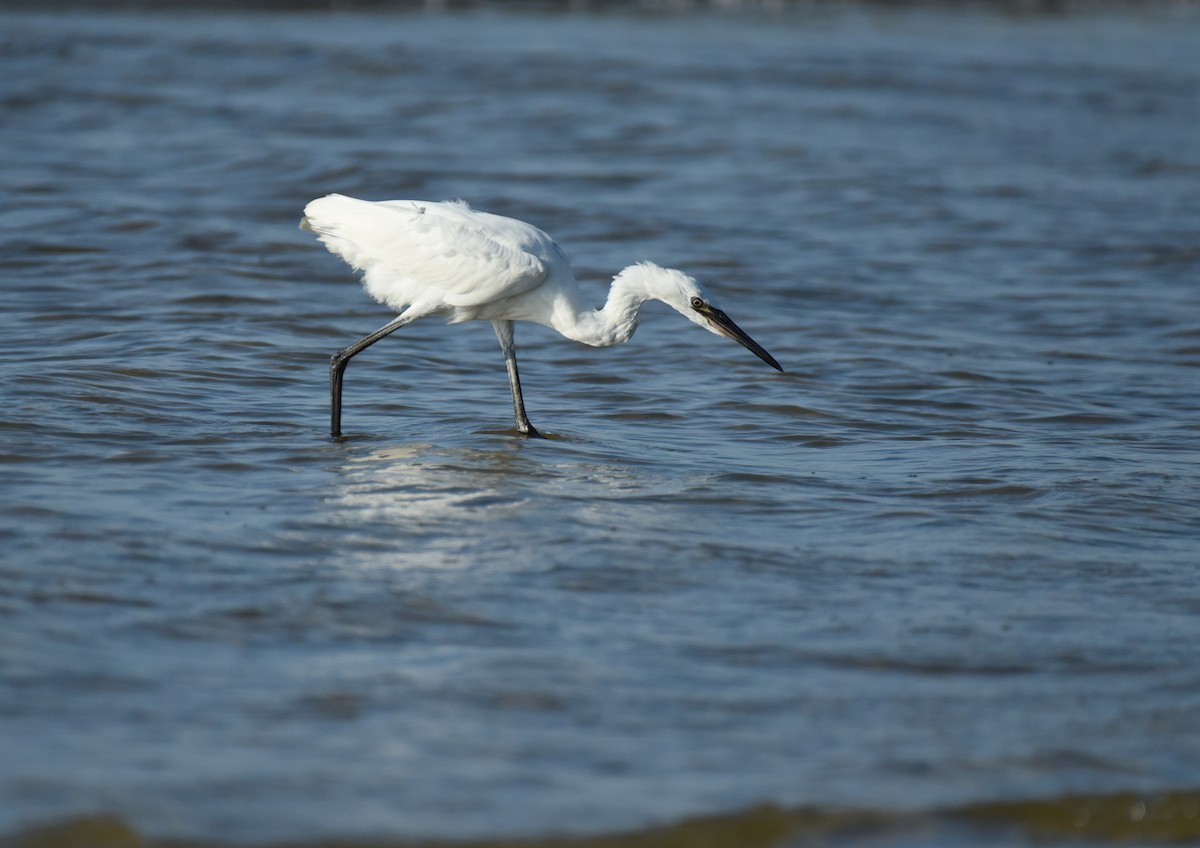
[2,5,1199,845]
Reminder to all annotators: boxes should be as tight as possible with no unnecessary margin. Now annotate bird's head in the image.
[622,262,783,372]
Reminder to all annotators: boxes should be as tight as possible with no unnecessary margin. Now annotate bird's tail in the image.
[299,193,350,237]
[300,194,389,272]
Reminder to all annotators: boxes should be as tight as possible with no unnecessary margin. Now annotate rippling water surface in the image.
[3,5,1200,846]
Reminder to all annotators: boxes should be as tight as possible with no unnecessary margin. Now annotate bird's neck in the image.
[561,272,648,348]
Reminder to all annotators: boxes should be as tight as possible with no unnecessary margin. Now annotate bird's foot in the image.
[517,423,545,439]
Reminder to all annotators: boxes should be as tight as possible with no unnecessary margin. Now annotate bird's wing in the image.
[303,195,549,312]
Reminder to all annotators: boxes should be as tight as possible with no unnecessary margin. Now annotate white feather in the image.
[302,194,551,318]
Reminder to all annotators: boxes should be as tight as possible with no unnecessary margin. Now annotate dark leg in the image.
[330,314,413,439]
[492,320,542,438]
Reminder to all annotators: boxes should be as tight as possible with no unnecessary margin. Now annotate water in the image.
[2,5,1200,846]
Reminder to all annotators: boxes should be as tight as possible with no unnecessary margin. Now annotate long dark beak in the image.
[702,306,783,372]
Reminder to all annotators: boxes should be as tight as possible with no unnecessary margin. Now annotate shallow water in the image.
[2,5,1200,846]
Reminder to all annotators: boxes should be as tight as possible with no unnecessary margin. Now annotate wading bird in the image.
[302,194,782,438]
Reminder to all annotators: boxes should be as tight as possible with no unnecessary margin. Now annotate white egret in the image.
[302,194,782,438]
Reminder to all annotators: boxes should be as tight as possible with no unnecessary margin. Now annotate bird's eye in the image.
[690,297,705,310]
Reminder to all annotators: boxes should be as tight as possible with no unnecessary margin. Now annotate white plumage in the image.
[302,194,781,438]
[305,196,549,317]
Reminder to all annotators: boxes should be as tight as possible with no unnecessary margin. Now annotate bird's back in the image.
[302,195,565,319]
